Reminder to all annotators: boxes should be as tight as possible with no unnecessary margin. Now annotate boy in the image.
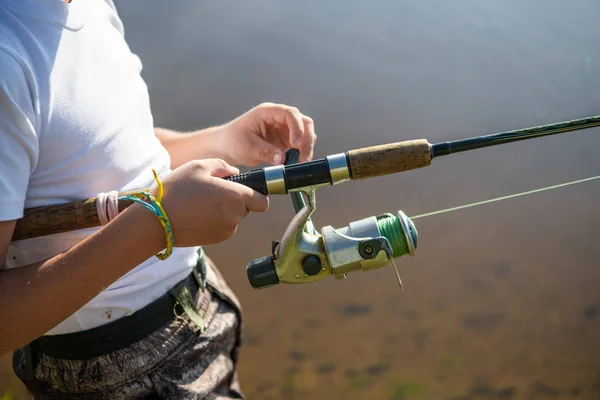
[0,0,316,398]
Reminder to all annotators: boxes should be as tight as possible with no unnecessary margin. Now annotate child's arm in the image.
[0,203,165,356]
[154,102,317,169]
[0,159,269,357]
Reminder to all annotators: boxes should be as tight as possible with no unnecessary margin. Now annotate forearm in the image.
[155,125,234,169]
[0,204,164,356]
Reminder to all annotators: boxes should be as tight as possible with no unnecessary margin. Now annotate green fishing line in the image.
[376,213,410,257]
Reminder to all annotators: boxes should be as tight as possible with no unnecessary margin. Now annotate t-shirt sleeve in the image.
[0,49,39,221]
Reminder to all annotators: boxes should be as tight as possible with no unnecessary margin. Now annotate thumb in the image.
[200,158,240,178]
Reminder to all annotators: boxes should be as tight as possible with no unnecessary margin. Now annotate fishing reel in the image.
[246,150,418,290]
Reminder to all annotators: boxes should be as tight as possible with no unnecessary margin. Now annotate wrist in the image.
[189,124,238,165]
[155,125,234,168]
[114,201,168,257]
[214,121,240,165]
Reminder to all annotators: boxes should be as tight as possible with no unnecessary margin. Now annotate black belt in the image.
[33,257,207,360]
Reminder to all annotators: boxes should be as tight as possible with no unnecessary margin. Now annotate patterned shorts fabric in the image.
[12,255,246,400]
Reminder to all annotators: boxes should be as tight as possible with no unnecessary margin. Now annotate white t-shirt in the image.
[0,0,198,334]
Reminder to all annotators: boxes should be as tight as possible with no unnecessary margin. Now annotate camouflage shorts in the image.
[12,250,245,400]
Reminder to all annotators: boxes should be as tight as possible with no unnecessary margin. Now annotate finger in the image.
[264,122,290,150]
[247,191,270,213]
[239,186,270,213]
[252,135,287,165]
[219,173,270,212]
[299,116,317,162]
[283,107,306,148]
[260,104,305,148]
[201,158,240,178]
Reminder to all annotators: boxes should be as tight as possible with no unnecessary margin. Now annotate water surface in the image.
[2,1,600,398]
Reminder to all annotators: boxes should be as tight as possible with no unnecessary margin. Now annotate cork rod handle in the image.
[11,189,147,242]
[347,139,433,180]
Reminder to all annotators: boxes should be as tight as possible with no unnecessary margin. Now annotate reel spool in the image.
[322,211,417,280]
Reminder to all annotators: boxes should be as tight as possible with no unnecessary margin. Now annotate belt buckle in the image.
[169,281,206,333]
[194,247,208,291]
[168,249,209,332]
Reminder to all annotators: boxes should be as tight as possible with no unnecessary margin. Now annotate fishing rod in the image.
[12,115,600,290]
[225,114,600,196]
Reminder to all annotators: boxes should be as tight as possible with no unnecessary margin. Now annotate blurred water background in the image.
[2,1,600,399]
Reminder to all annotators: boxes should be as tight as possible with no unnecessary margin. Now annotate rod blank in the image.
[431,115,600,158]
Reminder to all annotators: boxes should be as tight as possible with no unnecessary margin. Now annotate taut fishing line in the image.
[370,175,600,290]
[410,175,600,220]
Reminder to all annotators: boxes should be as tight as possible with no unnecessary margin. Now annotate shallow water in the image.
[2,0,600,398]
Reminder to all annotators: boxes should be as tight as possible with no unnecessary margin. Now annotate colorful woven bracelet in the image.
[119,169,174,260]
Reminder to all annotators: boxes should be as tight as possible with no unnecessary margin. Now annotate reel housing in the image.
[246,150,418,290]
